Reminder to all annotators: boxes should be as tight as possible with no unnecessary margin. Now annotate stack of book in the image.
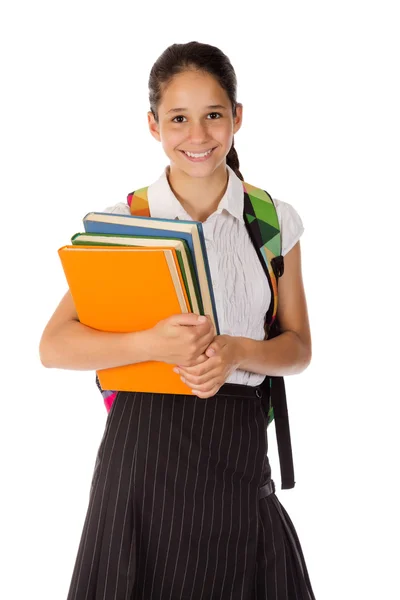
[58,211,219,395]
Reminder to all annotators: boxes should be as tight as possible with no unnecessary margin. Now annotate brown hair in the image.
[148,41,244,181]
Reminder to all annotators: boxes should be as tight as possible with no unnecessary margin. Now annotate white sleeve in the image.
[273,198,305,256]
[102,202,131,215]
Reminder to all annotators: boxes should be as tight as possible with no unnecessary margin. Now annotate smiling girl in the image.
[40,41,315,599]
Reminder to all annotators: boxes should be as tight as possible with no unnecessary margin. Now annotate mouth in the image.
[179,147,217,162]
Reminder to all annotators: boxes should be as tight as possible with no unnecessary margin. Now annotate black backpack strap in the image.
[265,319,295,489]
[270,376,295,489]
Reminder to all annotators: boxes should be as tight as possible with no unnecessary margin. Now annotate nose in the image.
[187,120,211,144]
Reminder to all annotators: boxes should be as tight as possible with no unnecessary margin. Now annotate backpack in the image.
[95,180,295,489]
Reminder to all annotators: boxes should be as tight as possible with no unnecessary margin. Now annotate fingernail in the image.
[180,376,186,383]
[173,368,179,374]
[198,316,206,323]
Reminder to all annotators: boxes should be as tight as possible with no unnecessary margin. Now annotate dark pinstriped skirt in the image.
[67,383,316,599]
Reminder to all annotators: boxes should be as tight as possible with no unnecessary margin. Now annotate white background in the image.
[1,1,399,598]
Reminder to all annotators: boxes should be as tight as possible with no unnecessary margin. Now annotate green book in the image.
[82,212,219,335]
[71,232,203,315]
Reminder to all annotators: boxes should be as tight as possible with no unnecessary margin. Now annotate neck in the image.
[166,162,229,222]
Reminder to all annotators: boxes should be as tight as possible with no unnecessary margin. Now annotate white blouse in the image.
[103,165,304,386]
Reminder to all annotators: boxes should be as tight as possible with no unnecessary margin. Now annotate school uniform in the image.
[66,165,316,599]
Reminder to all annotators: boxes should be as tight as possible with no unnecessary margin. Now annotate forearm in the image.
[39,320,155,371]
[235,331,311,377]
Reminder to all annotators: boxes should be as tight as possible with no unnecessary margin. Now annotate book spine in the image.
[196,223,220,335]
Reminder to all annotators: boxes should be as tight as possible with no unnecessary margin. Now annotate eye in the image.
[172,115,187,123]
[172,112,222,123]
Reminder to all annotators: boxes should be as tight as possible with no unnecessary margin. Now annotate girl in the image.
[40,41,315,599]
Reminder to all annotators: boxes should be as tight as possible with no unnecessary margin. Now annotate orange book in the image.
[58,244,194,394]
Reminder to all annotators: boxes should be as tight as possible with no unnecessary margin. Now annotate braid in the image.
[226,138,244,181]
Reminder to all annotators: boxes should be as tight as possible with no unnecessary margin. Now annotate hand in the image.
[174,335,241,398]
[150,313,215,367]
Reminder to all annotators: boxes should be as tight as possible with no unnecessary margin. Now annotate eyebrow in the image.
[166,104,227,115]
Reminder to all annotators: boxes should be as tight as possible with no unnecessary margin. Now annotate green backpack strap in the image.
[127,182,295,490]
[242,182,282,334]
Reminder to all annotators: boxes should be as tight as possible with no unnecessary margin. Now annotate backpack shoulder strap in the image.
[242,181,284,334]
[242,181,295,490]
[127,187,150,216]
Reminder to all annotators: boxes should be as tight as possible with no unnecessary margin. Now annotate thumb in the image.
[205,343,217,357]
[168,313,208,327]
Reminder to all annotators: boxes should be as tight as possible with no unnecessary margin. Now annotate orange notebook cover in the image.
[58,244,194,394]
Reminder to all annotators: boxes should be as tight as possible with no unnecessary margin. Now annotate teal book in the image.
[82,211,219,334]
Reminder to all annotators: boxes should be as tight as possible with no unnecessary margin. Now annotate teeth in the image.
[184,149,213,158]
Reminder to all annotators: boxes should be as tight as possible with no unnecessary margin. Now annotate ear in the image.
[233,103,243,135]
[147,111,161,142]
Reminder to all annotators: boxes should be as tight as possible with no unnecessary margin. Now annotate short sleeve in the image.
[102,202,131,215]
[273,198,305,256]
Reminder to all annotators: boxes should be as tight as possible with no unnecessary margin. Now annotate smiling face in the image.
[148,70,243,178]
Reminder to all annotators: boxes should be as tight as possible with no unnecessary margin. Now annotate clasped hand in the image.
[174,334,240,399]
[152,312,241,398]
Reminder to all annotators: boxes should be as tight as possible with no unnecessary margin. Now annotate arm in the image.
[39,290,156,370]
[236,239,312,376]
[39,290,215,371]
[176,240,312,397]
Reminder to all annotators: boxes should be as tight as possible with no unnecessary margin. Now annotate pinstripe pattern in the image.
[67,386,315,599]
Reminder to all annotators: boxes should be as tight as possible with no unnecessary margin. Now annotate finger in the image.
[179,366,217,385]
[178,354,212,369]
[197,323,215,344]
[174,356,208,373]
[205,338,224,357]
[185,374,221,391]
[185,326,214,352]
[178,360,217,379]
[188,333,215,358]
[195,333,215,351]
[192,382,222,399]
[205,345,216,357]
[171,313,209,327]
[189,354,210,366]
[180,369,220,387]
[177,356,216,374]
